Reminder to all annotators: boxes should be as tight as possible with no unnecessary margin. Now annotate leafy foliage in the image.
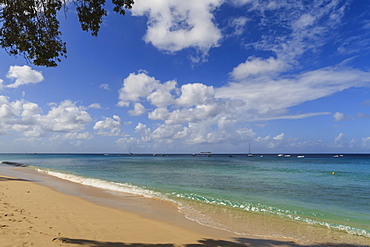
[0,0,134,67]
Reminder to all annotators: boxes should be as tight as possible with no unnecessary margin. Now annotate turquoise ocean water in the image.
[1,153,369,244]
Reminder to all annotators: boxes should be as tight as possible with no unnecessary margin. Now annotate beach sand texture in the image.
[0,174,221,246]
[0,174,297,247]
[0,173,368,247]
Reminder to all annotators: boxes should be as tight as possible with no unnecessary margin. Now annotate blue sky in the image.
[1,0,370,154]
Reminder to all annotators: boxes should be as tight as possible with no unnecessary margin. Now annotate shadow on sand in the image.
[56,237,370,247]
[0,176,29,182]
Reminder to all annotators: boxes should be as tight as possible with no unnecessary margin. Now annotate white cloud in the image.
[39,100,92,132]
[147,80,177,107]
[231,0,255,6]
[135,123,152,142]
[230,57,288,80]
[162,104,220,125]
[273,133,284,141]
[118,64,369,149]
[231,0,349,70]
[64,132,93,140]
[333,112,345,121]
[218,67,370,115]
[361,137,370,149]
[131,0,223,60]
[93,115,122,136]
[118,72,223,122]
[228,17,248,36]
[118,72,160,107]
[148,107,170,121]
[129,103,146,116]
[99,83,110,90]
[183,121,255,145]
[176,83,215,107]
[88,103,102,109]
[255,135,270,142]
[292,14,316,30]
[151,124,185,140]
[334,132,345,143]
[0,97,92,138]
[5,65,44,88]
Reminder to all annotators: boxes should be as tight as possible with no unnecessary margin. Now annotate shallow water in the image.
[1,153,369,245]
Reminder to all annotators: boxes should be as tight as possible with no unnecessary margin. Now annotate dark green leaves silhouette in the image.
[0,0,134,67]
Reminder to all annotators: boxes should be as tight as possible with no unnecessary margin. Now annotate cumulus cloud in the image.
[129,103,146,116]
[134,118,255,146]
[118,72,160,107]
[5,65,44,88]
[333,112,345,121]
[117,71,247,144]
[131,0,223,60]
[135,123,152,142]
[64,132,93,140]
[93,115,122,136]
[147,80,177,107]
[176,83,215,107]
[119,68,343,146]
[40,100,91,132]
[0,97,92,138]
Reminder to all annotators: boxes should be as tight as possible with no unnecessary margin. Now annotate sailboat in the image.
[128,146,133,156]
[247,143,253,157]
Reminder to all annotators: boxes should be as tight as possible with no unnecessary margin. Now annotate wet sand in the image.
[0,165,368,247]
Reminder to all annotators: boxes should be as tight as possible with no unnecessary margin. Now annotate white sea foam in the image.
[173,192,370,238]
[35,168,164,200]
[35,168,370,239]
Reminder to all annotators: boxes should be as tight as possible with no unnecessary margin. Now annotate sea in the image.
[0,153,369,246]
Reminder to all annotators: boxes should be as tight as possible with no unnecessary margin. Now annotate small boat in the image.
[278,154,284,157]
[284,154,291,157]
[199,152,212,157]
[247,143,253,157]
[297,155,304,158]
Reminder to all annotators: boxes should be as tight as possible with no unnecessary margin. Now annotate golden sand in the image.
[1,170,368,247]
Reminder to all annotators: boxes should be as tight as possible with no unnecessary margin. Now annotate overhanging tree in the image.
[0,0,134,67]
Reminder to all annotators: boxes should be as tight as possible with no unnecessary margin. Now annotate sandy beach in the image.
[0,165,368,247]
[0,168,300,247]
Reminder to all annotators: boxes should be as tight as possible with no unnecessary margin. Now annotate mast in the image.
[247,142,253,157]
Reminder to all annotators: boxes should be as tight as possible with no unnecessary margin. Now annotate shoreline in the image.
[1,165,369,247]
[0,165,299,247]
